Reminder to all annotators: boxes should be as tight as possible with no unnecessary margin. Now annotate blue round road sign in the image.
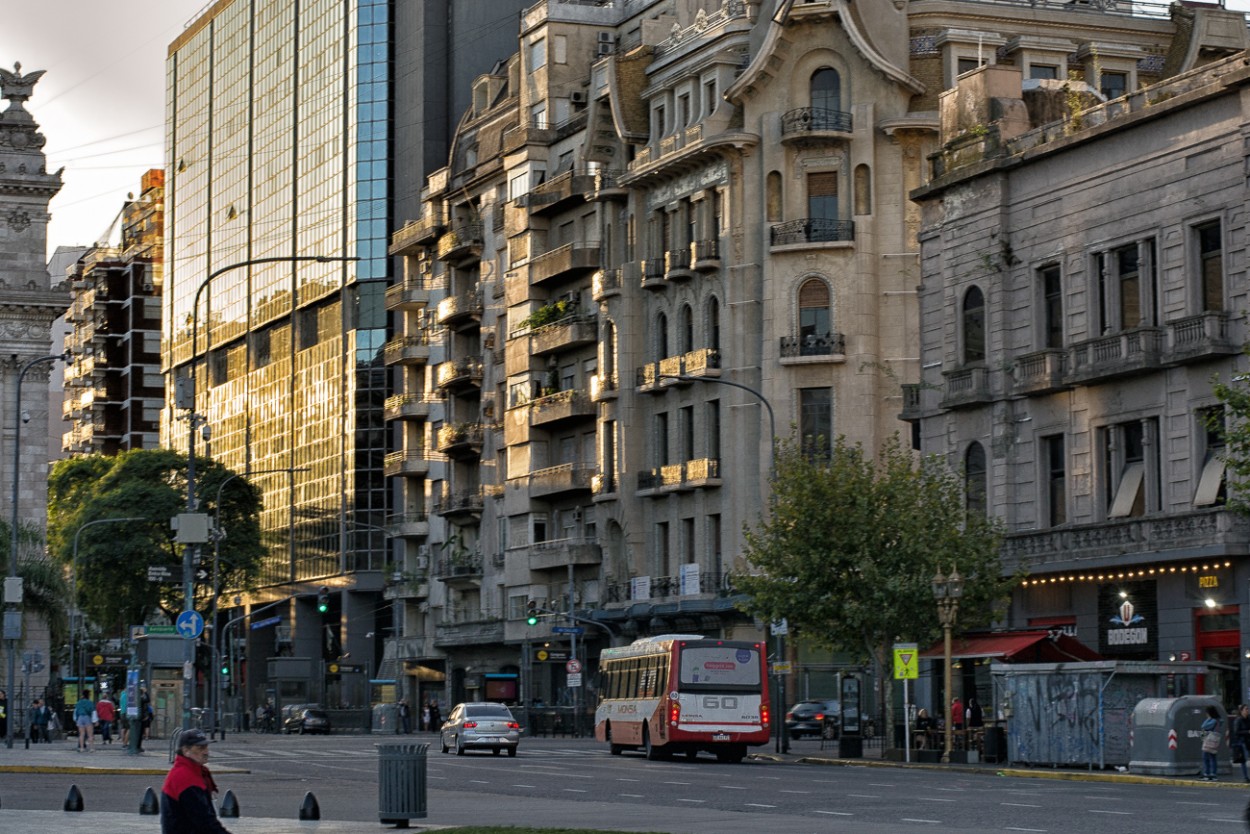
[176,610,205,639]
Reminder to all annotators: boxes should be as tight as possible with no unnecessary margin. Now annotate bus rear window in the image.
[678,646,761,687]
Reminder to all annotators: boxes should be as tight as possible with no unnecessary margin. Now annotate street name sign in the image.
[147,565,182,583]
[552,626,584,635]
[251,616,282,630]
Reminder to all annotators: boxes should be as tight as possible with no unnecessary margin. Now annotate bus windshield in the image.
[678,644,761,689]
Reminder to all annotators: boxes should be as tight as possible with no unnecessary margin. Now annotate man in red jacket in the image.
[160,728,233,834]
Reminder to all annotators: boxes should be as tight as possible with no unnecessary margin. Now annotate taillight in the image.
[815,713,825,721]
[506,721,519,729]
[669,701,681,726]
[760,704,770,727]
[463,721,477,729]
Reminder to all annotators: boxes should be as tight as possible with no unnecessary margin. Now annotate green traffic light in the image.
[220,665,229,677]
[526,615,538,626]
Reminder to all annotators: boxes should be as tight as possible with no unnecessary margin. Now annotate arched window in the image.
[799,278,832,343]
[962,286,986,364]
[811,68,841,117]
[655,312,668,362]
[680,304,694,354]
[707,296,721,350]
[965,442,988,516]
[766,171,782,222]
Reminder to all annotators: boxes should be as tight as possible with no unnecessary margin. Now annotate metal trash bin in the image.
[378,742,428,826]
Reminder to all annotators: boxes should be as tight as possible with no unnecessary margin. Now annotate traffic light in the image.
[317,586,330,614]
[220,662,230,679]
[526,600,540,626]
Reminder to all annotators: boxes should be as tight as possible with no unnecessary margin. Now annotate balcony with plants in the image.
[435,355,484,392]
[435,221,484,263]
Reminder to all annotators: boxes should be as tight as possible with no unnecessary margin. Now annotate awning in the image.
[920,631,1102,663]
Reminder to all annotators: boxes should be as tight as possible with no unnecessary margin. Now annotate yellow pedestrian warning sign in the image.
[893,643,919,680]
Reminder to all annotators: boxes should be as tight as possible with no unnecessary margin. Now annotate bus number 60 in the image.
[702,696,738,709]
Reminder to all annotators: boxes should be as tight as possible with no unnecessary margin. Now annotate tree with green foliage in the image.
[47,448,266,635]
[735,435,1012,729]
[0,519,72,653]
[1209,372,1250,514]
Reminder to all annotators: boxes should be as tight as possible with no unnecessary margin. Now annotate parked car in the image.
[439,701,521,756]
[785,699,840,740]
[282,704,332,735]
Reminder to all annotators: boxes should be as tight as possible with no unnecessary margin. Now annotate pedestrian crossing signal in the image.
[317,586,330,614]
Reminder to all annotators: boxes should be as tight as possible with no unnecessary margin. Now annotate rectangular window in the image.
[1029,64,1059,80]
[704,78,718,116]
[1040,264,1063,349]
[653,104,666,137]
[677,93,690,128]
[682,517,696,565]
[1117,244,1142,328]
[1105,419,1153,518]
[807,172,838,221]
[680,406,694,462]
[529,37,546,71]
[799,387,833,455]
[1044,434,1067,526]
[656,521,670,578]
[957,57,985,76]
[1094,239,1155,332]
[706,400,720,462]
[1195,406,1227,507]
[1196,220,1223,312]
[1100,71,1127,100]
[655,412,670,467]
[708,513,722,583]
[553,34,567,65]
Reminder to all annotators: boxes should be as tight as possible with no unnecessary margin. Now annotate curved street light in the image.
[5,353,65,748]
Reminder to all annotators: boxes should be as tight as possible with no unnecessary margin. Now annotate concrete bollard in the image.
[140,787,159,815]
[299,791,320,820]
[64,785,84,812]
[220,789,240,818]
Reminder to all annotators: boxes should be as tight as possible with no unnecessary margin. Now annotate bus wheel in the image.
[716,745,746,764]
[643,727,664,761]
[685,748,698,761]
[606,723,623,755]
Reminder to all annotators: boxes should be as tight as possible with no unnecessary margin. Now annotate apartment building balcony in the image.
[433,555,484,588]
[1165,311,1239,365]
[692,239,720,272]
[780,333,846,363]
[592,268,622,301]
[526,170,595,216]
[529,464,595,498]
[1010,349,1070,397]
[529,243,601,286]
[383,574,430,601]
[434,610,504,647]
[383,450,435,479]
[1067,326,1165,384]
[435,286,484,330]
[530,390,596,427]
[899,383,923,422]
[591,472,618,501]
[589,372,619,402]
[526,537,602,572]
[433,487,485,522]
[586,169,628,202]
[389,205,446,255]
[436,423,486,460]
[780,106,854,143]
[636,463,688,497]
[1000,509,1249,575]
[635,356,686,394]
[681,348,721,379]
[640,257,666,290]
[435,222,484,263]
[385,512,430,539]
[664,248,694,282]
[940,366,992,410]
[502,120,557,154]
[683,457,722,489]
[435,356,484,392]
[383,393,444,422]
[530,315,597,356]
[385,276,444,311]
[383,333,435,366]
[770,218,855,247]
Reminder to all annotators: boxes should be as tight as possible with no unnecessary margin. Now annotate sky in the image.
[1,1,206,259]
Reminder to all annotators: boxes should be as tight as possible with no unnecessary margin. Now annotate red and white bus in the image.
[594,635,770,762]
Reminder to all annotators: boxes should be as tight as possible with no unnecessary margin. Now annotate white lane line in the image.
[869,783,896,787]
[935,787,966,793]
[512,784,536,788]
[1001,803,1042,808]
[814,811,853,817]
[620,793,644,798]
[1178,801,1221,806]
[849,794,880,799]
[918,797,956,803]
[617,778,641,782]
[1088,810,1131,815]
[780,789,811,795]
[1005,828,1047,832]
[720,786,747,790]
[678,799,706,804]
[664,781,692,786]
[901,819,940,824]
[469,780,490,784]
[1204,817,1244,823]
[745,803,777,808]
[563,788,588,793]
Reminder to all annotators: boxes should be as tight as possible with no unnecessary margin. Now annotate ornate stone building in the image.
[0,63,66,697]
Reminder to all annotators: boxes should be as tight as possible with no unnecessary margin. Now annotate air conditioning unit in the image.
[570,91,587,105]
[142,282,154,292]
[415,555,429,570]
[418,544,431,559]
[597,42,615,57]
[597,32,614,43]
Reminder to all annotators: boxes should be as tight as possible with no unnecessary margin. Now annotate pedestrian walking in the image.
[96,692,116,744]
[141,687,153,741]
[422,701,431,733]
[1234,704,1250,783]
[966,697,984,728]
[73,688,95,752]
[399,698,411,734]
[428,699,441,732]
[160,728,234,834]
[30,697,51,743]
[1201,705,1222,781]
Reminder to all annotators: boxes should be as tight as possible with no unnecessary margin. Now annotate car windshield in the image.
[465,704,513,719]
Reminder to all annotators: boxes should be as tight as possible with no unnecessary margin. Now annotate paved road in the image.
[1,734,1248,833]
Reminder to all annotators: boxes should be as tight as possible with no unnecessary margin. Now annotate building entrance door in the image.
[1195,605,1240,705]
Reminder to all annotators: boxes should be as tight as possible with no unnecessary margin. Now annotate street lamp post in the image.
[5,352,64,749]
[180,255,356,731]
[931,566,964,764]
[656,372,784,751]
[69,517,144,688]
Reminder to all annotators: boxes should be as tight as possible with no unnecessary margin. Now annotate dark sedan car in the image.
[282,704,332,735]
[785,699,840,740]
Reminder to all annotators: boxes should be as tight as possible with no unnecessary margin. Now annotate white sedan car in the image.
[440,702,521,756]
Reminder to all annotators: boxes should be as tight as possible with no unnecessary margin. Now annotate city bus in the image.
[594,635,770,762]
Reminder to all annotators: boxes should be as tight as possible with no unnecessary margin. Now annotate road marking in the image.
[617,778,641,782]
[677,799,706,804]
[1001,803,1041,808]
[469,779,490,784]
[512,784,536,788]
[563,788,588,793]
[745,803,777,808]
[900,818,940,824]
[918,797,956,802]
[1004,828,1047,832]
[849,794,880,799]
[1088,810,1131,815]
[664,781,691,786]
[869,782,896,787]
[1178,801,1221,806]
[814,811,853,817]
[720,786,746,790]
[779,789,810,794]
[620,793,644,798]
[1204,817,1244,823]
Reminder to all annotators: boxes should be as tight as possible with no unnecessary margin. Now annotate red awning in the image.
[920,631,1102,663]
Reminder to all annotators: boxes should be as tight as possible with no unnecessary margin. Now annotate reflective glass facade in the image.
[164,0,391,588]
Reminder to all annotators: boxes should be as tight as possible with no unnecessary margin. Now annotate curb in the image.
[0,765,250,776]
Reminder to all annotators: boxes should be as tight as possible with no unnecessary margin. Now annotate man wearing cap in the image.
[160,728,234,834]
